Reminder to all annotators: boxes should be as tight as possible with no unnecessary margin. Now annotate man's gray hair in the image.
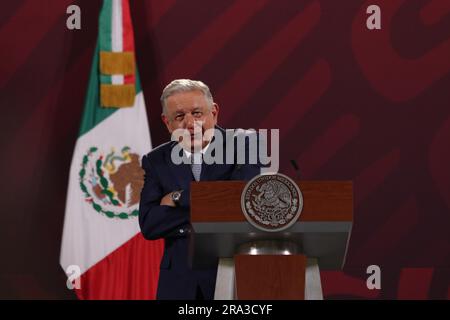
[160,79,214,115]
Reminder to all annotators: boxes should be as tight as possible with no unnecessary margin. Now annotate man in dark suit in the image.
[139,79,261,300]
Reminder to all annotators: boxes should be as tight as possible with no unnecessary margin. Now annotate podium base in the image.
[214,257,323,300]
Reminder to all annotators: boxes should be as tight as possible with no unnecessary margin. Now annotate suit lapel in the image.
[165,142,193,190]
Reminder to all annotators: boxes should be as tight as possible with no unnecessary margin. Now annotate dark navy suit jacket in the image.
[139,126,261,300]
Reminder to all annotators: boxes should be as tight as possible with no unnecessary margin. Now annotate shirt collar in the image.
[182,129,215,159]
[183,141,211,158]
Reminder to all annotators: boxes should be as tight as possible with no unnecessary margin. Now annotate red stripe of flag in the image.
[122,0,134,52]
[122,0,135,84]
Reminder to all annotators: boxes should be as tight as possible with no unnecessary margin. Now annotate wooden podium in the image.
[189,180,353,300]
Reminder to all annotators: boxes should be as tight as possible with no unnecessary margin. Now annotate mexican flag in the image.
[60,0,163,299]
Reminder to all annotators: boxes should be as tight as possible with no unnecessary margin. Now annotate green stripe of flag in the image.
[78,42,116,136]
[100,75,112,84]
[99,0,112,52]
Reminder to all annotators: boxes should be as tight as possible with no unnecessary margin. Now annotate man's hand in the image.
[160,192,176,207]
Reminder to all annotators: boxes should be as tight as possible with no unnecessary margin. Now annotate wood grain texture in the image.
[234,254,306,300]
[191,180,353,222]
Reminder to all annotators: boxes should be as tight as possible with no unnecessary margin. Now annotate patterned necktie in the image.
[191,153,202,181]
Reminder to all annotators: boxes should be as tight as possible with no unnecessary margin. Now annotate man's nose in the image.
[184,113,195,130]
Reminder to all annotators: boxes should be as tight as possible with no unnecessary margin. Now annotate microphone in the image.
[231,164,243,179]
[290,159,301,180]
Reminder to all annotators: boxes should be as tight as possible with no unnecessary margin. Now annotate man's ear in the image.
[212,103,219,124]
[161,113,172,133]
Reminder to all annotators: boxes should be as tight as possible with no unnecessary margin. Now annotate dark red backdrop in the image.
[0,0,449,299]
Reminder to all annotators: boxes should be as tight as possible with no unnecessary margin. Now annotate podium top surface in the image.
[191,180,353,223]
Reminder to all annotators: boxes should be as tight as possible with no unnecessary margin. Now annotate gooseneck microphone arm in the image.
[290,159,301,180]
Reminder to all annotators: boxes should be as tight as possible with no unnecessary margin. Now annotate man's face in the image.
[162,90,219,150]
